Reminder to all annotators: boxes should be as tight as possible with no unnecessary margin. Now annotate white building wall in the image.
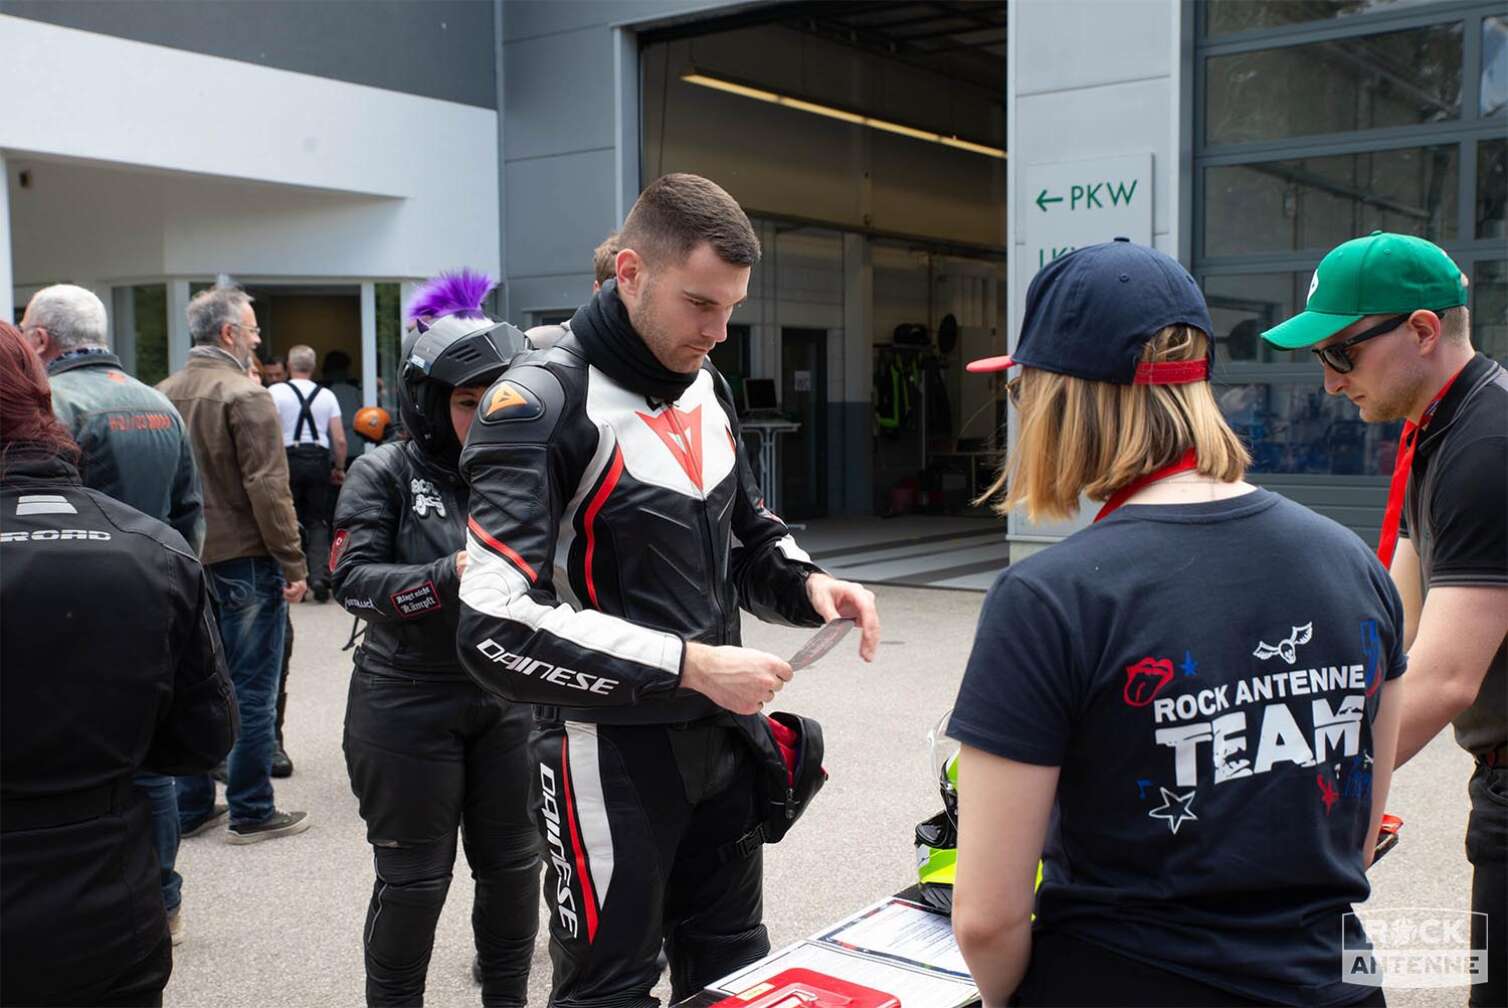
[1,14,499,286]
[0,151,12,321]
[1005,0,1185,557]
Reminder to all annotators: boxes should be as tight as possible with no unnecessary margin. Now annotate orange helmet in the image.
[352,406,392,444]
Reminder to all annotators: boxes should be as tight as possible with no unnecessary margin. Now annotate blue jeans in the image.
[177,556,287,828]
[133,773,181,913]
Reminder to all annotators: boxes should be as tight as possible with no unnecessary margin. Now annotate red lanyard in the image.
[1376,365,1468,568]
[1093,449,1200,523]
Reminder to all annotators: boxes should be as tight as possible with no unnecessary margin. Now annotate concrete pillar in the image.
[842,232,874,514]
[397,281,418,410]
[612,27,639,225]
[752,220,780,378]
[112,287,137,371]
[0,152,13,323]
[360,282,377,408]
[167,280,191,371]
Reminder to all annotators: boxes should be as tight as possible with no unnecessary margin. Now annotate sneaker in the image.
[181,803,229,838]
[270,746,293,779]
[226,809,310,845]
[313,587,330,603]
[167,907,184,946]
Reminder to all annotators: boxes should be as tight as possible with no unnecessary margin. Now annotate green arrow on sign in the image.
[1036,189,1063,212]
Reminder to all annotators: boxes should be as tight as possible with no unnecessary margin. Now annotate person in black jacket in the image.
[456,175,879,1008]
[0,322,237,1007]
[332,272,539,1008]
[25,282,208,942]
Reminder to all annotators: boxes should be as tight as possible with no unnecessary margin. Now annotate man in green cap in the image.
[1264,231,1506,1007]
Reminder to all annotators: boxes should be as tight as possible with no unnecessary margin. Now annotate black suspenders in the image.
[286,381,320,444]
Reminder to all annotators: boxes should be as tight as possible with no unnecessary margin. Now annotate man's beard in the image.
[628,279,686,373]
[230,340,255,371]
[1357,364,1428,423]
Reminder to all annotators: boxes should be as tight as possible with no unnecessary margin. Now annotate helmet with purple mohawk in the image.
[406,268,496,324]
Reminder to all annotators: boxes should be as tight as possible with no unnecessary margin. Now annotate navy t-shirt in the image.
[949,489,1406,1006]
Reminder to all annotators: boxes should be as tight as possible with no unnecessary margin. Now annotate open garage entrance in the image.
[637,2,1008,542]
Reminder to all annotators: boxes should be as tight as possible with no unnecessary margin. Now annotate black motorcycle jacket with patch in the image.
[331,439,471,680]
[2,450,236,998]
[456,322,825,726]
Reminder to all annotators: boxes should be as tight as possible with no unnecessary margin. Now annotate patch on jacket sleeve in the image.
[479,380,543,424]
[329,529,350,572]
[391,580,441,618]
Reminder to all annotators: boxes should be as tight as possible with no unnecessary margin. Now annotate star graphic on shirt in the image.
[1147,787,1199,834]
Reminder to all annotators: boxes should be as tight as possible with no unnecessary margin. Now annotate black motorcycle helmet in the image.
[400,300,526,469]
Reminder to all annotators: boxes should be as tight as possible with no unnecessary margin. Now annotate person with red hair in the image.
[0,320,80,461]
[0,321,236,1007]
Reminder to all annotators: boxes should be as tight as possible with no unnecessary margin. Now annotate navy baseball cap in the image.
[967,239,1215,385]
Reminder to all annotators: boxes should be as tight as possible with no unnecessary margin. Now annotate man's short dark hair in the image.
[619,174,760,269]
[323,350,352,374]
[593,231,621,286]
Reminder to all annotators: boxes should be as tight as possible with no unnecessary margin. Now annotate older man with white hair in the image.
[23,284,204,548]
[23,282,208,943]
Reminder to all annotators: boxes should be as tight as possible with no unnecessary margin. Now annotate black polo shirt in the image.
[1399,352,1508,755]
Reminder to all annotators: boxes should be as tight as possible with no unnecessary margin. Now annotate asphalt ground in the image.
[168,586,1477,1008]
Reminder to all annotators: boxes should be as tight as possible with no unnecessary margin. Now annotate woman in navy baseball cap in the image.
[948,241,1405,1008]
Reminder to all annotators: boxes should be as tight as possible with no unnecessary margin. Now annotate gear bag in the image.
[723,711,828,860]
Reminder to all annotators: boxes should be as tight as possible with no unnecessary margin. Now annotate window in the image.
[1215,380,1402,476]
[1204,0,1442,38]
[1205,24,1463,145]
[1204,272,1309,363]
[1478,137,1506,237]
[131,285,169,387]
[1482,15,1507,115]
[1474,259,1508,362]
[1205,144,1459,256]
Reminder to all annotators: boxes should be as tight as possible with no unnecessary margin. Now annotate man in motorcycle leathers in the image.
[456,173,879,1008]
[333,284,540,1008]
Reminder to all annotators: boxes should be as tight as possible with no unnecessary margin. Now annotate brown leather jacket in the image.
[157,349,306,581]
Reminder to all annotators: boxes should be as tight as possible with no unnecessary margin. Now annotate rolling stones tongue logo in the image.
[1123,657,1175,707]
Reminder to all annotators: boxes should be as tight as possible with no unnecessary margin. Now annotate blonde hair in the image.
[979,325,1250,521]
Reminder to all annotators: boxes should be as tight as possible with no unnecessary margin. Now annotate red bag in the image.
[713,969,900,1008]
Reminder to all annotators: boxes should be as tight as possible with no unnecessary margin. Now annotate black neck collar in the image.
[570,280,700,404]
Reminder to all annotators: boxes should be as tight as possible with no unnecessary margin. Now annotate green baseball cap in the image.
[1261,232,1468,350]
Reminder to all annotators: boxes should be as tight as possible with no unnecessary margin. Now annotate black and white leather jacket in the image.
[331,440,472,681]
[456,330,825,725]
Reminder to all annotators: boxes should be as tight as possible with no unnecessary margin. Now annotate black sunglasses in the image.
[1312,309,1450,374]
